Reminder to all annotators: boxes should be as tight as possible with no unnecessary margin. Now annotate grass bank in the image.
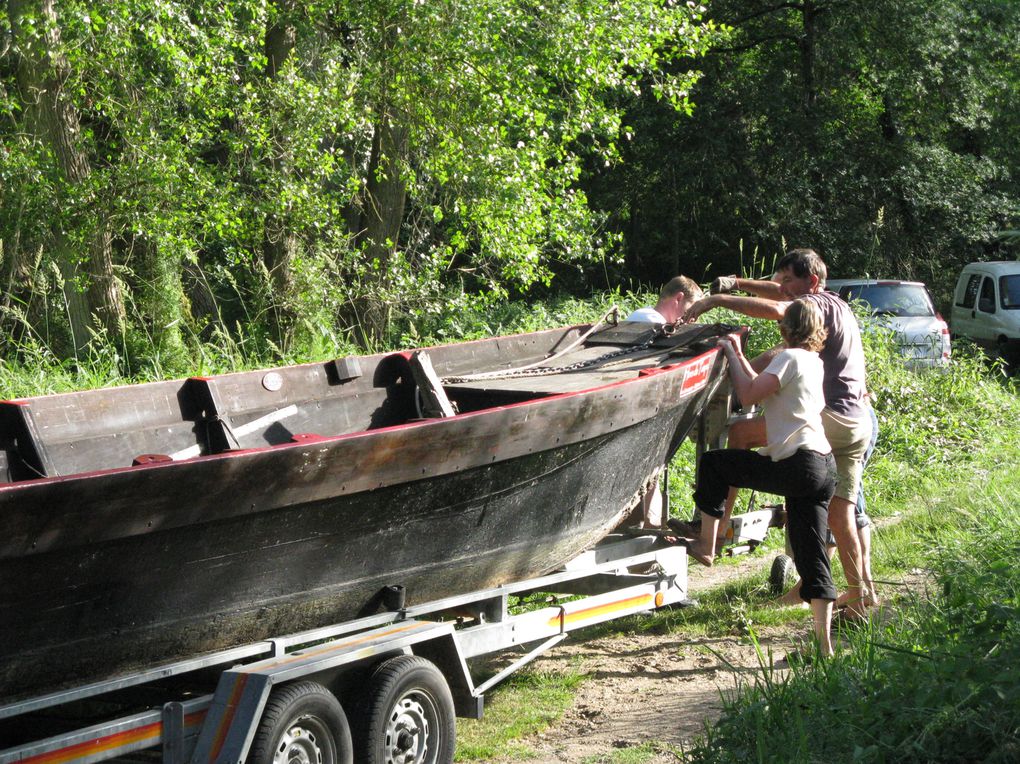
[686,429,1020,763]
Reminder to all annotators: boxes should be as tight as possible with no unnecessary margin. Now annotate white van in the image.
[950,261,1020,364]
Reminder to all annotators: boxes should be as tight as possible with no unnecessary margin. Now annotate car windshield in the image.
[1001,275,1020,309]
[841,284,934,317]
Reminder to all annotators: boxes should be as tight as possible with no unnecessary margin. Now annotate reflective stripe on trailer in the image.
[547,593,655,628]
[0,708,207,764]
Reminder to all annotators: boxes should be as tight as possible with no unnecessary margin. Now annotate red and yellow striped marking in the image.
[207,673,249,762]
[202,622,433,760]
[16,712,206,764]
[547,594,654,628]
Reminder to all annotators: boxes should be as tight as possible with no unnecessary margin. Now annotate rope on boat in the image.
[440,306,717,384]
[440,305,626,383]
[440,318,722,384]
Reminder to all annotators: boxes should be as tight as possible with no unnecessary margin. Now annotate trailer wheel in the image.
[356,655,456,764]
[248,681,353,764]
[769,554,796,596]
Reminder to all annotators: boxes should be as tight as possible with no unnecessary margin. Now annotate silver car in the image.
[826,279,951,366]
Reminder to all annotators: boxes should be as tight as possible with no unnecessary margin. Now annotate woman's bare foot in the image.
[685,539,715,567]
[775,591,810,609]
[836,587,880,609]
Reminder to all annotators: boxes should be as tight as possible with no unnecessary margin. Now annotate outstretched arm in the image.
[731,278,785,300]
[711,275,785,301]
[685,294,789,323]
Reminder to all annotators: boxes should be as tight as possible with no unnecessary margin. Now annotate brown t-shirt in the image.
[804,290,868,419]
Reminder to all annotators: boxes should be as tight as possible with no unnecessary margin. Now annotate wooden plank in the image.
[409,351,457,417]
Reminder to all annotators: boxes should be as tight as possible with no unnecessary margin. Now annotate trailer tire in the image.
[355,655,456,764]
[248,681,353,764]
[769,554,796,596]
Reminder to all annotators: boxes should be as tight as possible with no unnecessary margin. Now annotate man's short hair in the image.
[776,248,827,287]
[660,275,703,301]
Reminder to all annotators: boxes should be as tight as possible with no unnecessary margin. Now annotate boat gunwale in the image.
[0,343,722,493]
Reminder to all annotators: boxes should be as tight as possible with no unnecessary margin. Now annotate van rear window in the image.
[1001,275,1020,309]
[957,274,981,308]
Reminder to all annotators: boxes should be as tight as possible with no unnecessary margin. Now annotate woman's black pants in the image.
[694,447,837,601]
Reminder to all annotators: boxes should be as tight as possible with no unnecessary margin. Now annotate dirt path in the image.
[482,552,806,763]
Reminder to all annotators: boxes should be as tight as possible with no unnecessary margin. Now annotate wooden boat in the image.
[0,317,735,701]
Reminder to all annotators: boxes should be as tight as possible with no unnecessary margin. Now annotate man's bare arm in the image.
[733,278,785,300]
[685,294,788,323]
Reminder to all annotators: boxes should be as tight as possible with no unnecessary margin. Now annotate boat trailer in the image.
[0,535,690,764]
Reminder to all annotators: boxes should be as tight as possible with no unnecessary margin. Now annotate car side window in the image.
[958,274,981,308]
[978,276,996,313]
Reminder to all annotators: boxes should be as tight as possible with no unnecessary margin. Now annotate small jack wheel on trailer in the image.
[248,680,354,764]
[769,554,796,596]
[356,655,456,764]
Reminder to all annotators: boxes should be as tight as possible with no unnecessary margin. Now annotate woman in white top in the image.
[687,297,837,655]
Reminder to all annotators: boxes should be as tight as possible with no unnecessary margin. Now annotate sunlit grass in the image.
[454,669,586,761]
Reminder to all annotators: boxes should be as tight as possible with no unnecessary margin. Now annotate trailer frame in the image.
[0,535,689,764]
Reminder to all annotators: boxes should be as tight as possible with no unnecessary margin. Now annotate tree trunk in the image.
[9,0,124,353]
[798,0,818,118]
[356,113,409,346]
[132,236,188,367]
[262,3,299,352]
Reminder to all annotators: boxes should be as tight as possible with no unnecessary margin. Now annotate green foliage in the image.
[860,317,1011,467]
[1,0,720,363]
[589,0,1020,302]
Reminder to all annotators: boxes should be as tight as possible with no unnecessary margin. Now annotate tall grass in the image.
[0,287,648,397]
[684,433,1020,763]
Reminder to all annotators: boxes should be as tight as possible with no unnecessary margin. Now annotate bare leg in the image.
[716,417,767,543]
[778,545,834,608]
[642,483,664,529]
[858,524,878,606]
[778,580,806,607]
[811,599,835,656]
[827,496,868,617]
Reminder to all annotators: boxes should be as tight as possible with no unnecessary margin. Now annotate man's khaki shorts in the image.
[821,407,873,503]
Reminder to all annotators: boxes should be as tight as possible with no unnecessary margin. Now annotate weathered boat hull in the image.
[0,323,730,700]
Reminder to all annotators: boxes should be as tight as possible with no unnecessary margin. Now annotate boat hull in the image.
[0,325,729,700]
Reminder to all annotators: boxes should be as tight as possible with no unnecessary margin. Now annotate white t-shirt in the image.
[626,307,667,323]
[758,348,831,462]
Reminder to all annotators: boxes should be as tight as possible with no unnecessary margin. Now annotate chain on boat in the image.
[441,306,708,384]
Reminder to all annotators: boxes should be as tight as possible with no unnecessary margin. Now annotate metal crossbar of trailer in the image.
[0,535,690,764]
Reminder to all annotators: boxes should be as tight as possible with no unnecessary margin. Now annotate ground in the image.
[479,551,819,763]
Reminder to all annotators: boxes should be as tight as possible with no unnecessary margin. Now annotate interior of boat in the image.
[0,322,729,482]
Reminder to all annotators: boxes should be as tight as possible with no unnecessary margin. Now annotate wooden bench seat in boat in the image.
[0,378,204,480]
[182,352,449,454]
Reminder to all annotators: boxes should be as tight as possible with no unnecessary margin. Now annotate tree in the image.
[2,0,719,362]
[8,0,124,352]
[588,0,1020,303]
